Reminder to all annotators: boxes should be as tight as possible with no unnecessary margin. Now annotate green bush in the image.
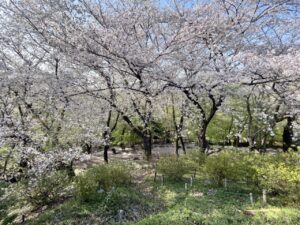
[16,170,71,207]
[204,150,300,200]
[157,155,192,180]
[255,152,300,199]
[112,123,141,146]
[184,150,206,167]
[204,151,245,185]
[257,163,300,195]
[75,162,132,201]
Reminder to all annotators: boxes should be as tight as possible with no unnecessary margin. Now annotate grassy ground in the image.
[1,151,300,225]
[132,178,300,225]
[24,172,300,225]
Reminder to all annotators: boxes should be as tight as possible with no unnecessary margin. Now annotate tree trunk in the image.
[198,124,208,152]
[82,142,92,154]
[143,134,152,160]
[233,136,240,147]
[179,136,186,154]
[283,117,294,152]
[262,133,267,153]
[103,145,109,163]
[246,94,255,150]
[175,137,179,156]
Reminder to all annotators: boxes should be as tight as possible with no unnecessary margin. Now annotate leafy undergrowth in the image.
[27,186,162,225]
[26,160,162,225]
[26,176,300,225]
[1,181,17,225]
[3,154,300,225]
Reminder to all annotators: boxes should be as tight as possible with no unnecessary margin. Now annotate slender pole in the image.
[250,193,254,205]
[224,178,227,189]
[118,209,124,224]
[262,189,267,203]
[161,175,164,186]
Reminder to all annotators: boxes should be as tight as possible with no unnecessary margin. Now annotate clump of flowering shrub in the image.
[9,147,89,207]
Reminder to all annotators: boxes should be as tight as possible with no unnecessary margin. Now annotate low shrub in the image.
[204,151,245,185]
[157,155,192,180]
[185,149,206,163]
[75,162,132,201]
[15,170,71,207]
[255,152,300,200]
[257,163,300,195]
[204,150,300,201]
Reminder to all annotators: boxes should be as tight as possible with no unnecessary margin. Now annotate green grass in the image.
[130,178,300,225]
[26,176,300,225]
[27,186,162,225]
[3,156,300,225]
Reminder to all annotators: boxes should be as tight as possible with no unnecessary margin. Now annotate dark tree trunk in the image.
[175,137,179,156]
[171,95,187,155]
[246,94,255,150]
[103,145,109,163]
[179,136,186,154]
[283,117,294,152]
[199,124,208,152]
[143,134,152,160]
[101,110,119,163]
[234,136,240,147]
[82,143,92,154]
[175,136,186,156]
[261,133,268,153]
